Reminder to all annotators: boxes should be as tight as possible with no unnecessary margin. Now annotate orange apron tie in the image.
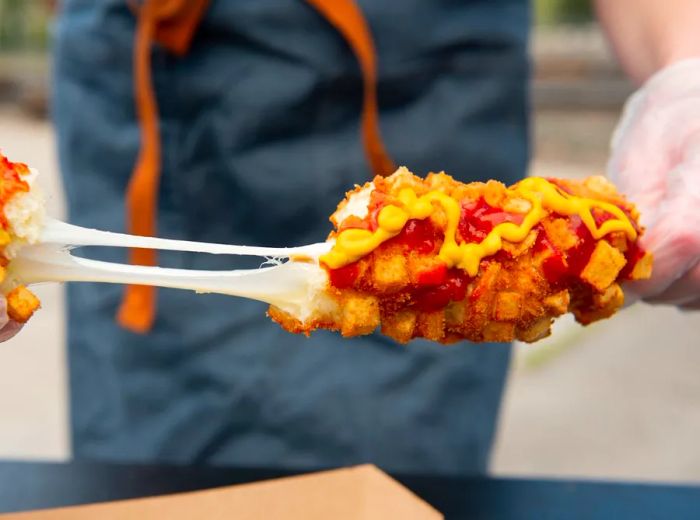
[305,0,395,177]
[119,0,392,333]
[117,0,210,333]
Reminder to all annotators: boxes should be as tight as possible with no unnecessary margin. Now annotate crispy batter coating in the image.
[269,168,653,344]
[6,285,40,323]
[580,241,627,292]
[0,153,42,326]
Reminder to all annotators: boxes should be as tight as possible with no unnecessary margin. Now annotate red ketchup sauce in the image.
[412,269,470,312]
[618,241,645,280]
[534,216,597,286]
[535,208,644,286]
[416,263,447,286]
[0,155,30,229]
[563,216,596,276]
[592,207,646,280]
[388,218,439,254]
[533,225,568,286]
[328,217,441,289]
[458,198,524,243]
[328,262,359,289]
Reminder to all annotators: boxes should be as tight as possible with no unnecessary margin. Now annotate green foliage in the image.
[535,0,593,25]
[0,0,50,51]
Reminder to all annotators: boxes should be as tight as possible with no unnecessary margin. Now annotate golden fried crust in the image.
[416,311,445,342]
[630,252,653,280]
[381,310,417,344]
[543,290,570,316]
[371,248,408,293]
[517,316,554,343]
[0,154,43,328]
[6,286,40,323]
[0,230,11,247]
[573,284,625,325]
[542,218,578,251]
[580,241,627,292]
[340,294,380,337]
[492,292,522,321]
[272,169,652,344]
[483,321,516,343]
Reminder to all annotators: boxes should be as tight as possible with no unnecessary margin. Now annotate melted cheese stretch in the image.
[320,177,637,275]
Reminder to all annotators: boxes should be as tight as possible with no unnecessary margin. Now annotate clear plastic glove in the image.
[608,58,700,309]
[0,296,23,342]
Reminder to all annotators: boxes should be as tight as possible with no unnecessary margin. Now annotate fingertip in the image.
[0,320,23,342]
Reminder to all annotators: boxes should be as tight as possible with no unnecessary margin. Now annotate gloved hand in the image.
[608,58,700,309]
[0,296,23,342]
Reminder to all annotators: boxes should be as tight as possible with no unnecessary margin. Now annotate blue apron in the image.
[53,0,530,475]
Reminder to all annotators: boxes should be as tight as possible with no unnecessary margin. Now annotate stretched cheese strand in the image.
[11,244,334,322]
[41,218,331,259]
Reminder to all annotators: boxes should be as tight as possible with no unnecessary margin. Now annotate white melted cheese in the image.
[334,184,374,224]
[284,184,376,323]
[4,167,46,258]
[255,260,340,324]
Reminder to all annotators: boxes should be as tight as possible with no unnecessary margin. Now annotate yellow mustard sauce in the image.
[320,177,637,275]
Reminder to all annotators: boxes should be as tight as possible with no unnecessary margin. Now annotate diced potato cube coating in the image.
[542,218,578,251]
[583,175,618,197]
[6,286,41,323]
[416,311,445,342]
[543,290,570,316]
[580,240,627,292]
[595,283,624,308]
[340,294,380,337]
[407,255,444,285]
[493,291,522,321]
[483,180,507,207]
[445,301,466,328]
[0,229,10,247]
[502,197,532,214]
[630,252,653,280]
[574,284,625,325]
[371,253,408,292]
[517,316,553,343]
[381,310,417,344]
[502,230,537,258]
[483,321,515,342]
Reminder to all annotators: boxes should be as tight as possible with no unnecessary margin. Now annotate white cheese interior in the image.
[334,184,374,223]
[270,261,339,323]
[4,167,45,258]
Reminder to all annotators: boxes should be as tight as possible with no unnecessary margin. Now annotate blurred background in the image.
[1,0,700,481]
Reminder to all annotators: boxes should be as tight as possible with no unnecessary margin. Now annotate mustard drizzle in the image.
[320,177,637,276]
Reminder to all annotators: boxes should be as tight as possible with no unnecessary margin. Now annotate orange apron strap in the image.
[305,0,395,177]
[118,0,210,333]
[119,0,388,332]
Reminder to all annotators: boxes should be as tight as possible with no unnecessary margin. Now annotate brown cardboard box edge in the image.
[2,464,443,519]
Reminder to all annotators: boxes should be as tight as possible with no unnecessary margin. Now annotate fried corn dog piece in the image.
[269,167,652,344]
[0,153,43,325]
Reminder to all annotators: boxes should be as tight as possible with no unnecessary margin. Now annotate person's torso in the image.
[53,0,529,475]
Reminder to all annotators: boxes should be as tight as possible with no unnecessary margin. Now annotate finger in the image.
[0,320,23,342]
[0,297,8,331]
[620,287,641,309]
[645,258,700,305]
[629,175,700,300]
[679,298,700,311]
[629,230,700,301]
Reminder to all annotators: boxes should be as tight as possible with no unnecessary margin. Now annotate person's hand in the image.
[0,296,23,342]
[608,58,700,309]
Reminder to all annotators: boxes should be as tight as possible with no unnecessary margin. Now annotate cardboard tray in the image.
[2,464,442,519]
